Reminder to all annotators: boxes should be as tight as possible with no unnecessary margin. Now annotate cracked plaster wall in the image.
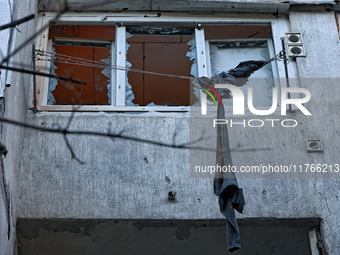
[0,1,13,253]
[0,0,37,254]
[15,9,340,255]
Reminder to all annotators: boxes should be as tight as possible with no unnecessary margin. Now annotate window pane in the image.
[47,25,115,105]
[49,45,111,105]
[209,40,275,107]
[126,33,195,106]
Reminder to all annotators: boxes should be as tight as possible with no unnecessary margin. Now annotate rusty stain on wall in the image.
[335,12,340,41]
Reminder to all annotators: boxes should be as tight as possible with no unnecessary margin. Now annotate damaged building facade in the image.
[1,0,340,254]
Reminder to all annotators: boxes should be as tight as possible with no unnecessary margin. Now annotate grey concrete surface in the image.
[16,219,319,255]
[0,0,338,254]
[0,0,37,254]
[289,11,340,254]
[37,0,340,13]
[19,10,340,254]
[0,2,12,253]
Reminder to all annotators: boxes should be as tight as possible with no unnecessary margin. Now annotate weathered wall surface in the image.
[0,0,37,254]
[0,0,11,93]
[0,1,13,253]
[19,9,340,255]
[288,11,340,254]
[37,0,340,13]
[16,219,318,255]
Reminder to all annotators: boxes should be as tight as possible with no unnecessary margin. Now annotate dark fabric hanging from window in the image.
[214,100,245,252]
[210,59,273,252]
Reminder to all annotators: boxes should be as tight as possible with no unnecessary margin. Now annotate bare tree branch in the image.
[1,0,117,64]
[0,0,271,164]
[0,115,270,163]
[63,134,85,164]
[1,11,65,65]
[61,106,85,164]
[0,14,35,31]
[0,64,86,85]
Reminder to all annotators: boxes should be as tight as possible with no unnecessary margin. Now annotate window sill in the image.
[37,105,190,112]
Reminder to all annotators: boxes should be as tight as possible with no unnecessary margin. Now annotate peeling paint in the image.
[17,219,318,254]
[17,219,105,240]
[174,222,195,240]
[335,12,340,40]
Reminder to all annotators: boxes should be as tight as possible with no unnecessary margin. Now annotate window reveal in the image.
[126,32,195,106]
[50,43,111,105]
[208,40,276,107]
[48,25,115,105]
[202,25,277,108]
[36,16,292,111]
[48,25,196,107]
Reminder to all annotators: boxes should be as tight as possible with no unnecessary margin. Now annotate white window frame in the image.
[43,37,115,106]
[35,12,297,112]
[204,37,281,109]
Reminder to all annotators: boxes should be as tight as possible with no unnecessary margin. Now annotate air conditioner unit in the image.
[285,32,306,57]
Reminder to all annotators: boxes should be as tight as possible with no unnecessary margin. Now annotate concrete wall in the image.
[18,10,340,254]
[0,1,13,253]
[37,0,340,13]
[16,219,319,255]
[0,0,37,254]
[288,11,340,254]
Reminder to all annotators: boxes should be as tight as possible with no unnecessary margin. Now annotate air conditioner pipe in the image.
[4,26,17,92]
[280,37,292,112]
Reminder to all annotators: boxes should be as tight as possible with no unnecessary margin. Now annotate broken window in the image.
[49,39,112,105]
[47,25,115,105]
[207,39,276,107]
[45,25,195,108]
[35,14,294,111]
[126,26,195,106]
[202,25,279,108]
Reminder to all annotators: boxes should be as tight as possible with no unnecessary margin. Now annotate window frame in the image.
[36,12,297,112]
[204,38,281,108]
[44,37,115,106]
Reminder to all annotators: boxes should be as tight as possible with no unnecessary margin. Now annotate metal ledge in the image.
[38,0,290,13]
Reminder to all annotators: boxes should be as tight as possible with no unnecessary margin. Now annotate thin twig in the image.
[1,11,66,64]
[49,25,72,38]
[63,135,85,164]
[0,64,86,85]
[248,26,271,38]
[0,14,35,31]
[0,116,270,163]
[65,105,82,129]
[1,0,116,64]
[62,105,85,163]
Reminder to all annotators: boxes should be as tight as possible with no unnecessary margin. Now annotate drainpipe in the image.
[3,26,17,95]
